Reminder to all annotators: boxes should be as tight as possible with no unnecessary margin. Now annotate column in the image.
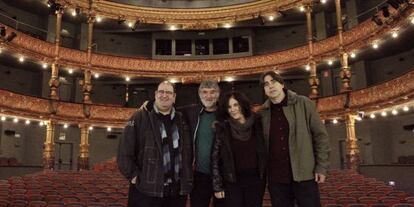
[43,120,56,170]
[78,124,90,170]
[125,84,129,106]
[335,0,352,93]
[306,4,319,99]
[49,7,64,100]
[0,121,3,154]
[82,15,94,104]
[344,113,361,171]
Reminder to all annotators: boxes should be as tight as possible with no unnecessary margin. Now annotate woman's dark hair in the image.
[217,91,252,121]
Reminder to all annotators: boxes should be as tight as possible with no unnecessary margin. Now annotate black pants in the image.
[190,171,223,207]
[127,184,187,207]
[268,180,321,207]
[221,173,266,207]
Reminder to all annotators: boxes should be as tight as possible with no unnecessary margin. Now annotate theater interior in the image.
[0,0,414,206]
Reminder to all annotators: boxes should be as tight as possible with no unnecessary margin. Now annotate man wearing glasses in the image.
[139,80,222,207]
[117,81,193,207]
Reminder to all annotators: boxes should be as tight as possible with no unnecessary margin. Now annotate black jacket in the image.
[177,103,204,139]
[117,108,193,197]
[148,102,210,140]
[211,115,266,192]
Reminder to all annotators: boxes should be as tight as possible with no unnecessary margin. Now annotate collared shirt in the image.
[268,91,293,184]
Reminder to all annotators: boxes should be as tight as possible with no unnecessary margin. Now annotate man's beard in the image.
[201,99,216,108]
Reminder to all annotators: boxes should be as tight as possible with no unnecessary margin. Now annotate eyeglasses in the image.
[156,90,174,95]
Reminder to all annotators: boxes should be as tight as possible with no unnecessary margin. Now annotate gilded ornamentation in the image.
[43,120,56,170]
[48,100,58,114]
[339,58,352,93]
[4,6,412,78]
[57,0,302,27]
[181,23,219,30]
[345,113,360,172]
[83,104,91,118]
[305,4,319,98]
[1,68,413,126]
[49,64,60,101]
[78,124,90,170]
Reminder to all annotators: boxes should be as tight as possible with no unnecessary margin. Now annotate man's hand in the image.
[315,173,326,183]
[138,101,149,111]
[214,191,225,199]
[131,176,138,184]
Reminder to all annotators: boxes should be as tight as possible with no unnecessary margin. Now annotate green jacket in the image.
[258,90,330,182]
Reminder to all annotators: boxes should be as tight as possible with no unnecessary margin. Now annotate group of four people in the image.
[117,71,331,207]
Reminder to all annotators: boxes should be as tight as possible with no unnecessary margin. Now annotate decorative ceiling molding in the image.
[58,0,304,27]
[0,6,412,79]
[1,68,413,126]
[318,69,414,119]
[2,6,412,79]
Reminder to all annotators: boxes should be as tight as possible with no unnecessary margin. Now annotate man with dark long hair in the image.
[258,71,331,207]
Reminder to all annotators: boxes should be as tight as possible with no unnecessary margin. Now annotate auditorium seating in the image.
[319,170,413,207]
[0,162,412,206]
[0,170,128,206]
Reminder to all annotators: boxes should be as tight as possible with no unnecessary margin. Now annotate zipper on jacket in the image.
[192,107,204,166]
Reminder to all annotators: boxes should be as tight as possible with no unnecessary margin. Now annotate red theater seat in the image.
[336,196,357,205]
[380,196,401,205]
[28,201,47,207]
[388,191,408,200]
[393,205,414,207]
[0,199,9,207]
[347,204,368,207]
[324,204,343,207]
[358,196,378,205]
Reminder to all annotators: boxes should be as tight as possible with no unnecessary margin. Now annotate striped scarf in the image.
[153,105,182,186]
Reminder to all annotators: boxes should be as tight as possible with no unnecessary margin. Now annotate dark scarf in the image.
[153,104,181,187]
[228,115,255,141]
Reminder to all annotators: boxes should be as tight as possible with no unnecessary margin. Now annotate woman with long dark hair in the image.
[211,91,266,207]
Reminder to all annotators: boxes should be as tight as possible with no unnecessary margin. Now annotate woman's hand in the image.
[214,191,225,199]
[131,176,138,184]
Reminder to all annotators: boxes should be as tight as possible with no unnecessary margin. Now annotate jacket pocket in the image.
[146,158,158,184]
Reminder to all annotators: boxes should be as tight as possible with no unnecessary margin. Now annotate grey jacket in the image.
[117,108,193,197]
[258,90,331,181]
